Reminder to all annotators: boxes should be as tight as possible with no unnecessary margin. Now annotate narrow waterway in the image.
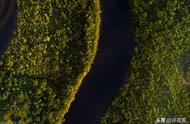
[65,0,134,123]
[0,0,16,54]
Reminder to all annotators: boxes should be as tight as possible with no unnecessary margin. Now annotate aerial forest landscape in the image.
[0,0,190,124]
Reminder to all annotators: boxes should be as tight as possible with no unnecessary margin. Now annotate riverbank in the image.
[0,1,100,123]
[100,0,190,123]
[64,0,134,123]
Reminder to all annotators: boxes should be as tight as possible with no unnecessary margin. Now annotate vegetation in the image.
[100,0,190,123]
[180,49,190,83]
[0,0,100,123]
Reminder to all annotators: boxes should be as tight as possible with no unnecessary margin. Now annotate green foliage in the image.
[180,49,190,83]
[0,0,100,123]
[100,0,190,124]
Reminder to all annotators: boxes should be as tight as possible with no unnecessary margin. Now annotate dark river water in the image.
[64,0,134,123]
[0,0,17,54]
[0,0,134,123]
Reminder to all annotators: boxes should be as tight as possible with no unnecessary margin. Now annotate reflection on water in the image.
[0,0,16,54]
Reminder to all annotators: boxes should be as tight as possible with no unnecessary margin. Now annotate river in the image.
[0,0,16,54]
[0,0,134,123]
[64,0,134,123]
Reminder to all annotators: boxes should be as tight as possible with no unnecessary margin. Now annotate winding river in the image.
[0,0,134,123]
[65,0,134,123]
[0,0,16,54]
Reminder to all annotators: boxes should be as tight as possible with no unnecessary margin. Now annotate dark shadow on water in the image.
[65,0,134,124]
[0,0,17,54]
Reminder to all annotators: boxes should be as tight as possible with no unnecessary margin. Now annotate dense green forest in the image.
[0,0,100,123]
[100,0,190,123]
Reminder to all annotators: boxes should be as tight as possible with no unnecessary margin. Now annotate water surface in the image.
[0,0,16,54]
[65,0,134,123]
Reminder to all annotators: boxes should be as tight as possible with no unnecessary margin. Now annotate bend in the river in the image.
[64,0,134,123]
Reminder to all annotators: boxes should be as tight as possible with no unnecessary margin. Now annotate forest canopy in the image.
[0,0,100,123]
[100,0,190,123]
